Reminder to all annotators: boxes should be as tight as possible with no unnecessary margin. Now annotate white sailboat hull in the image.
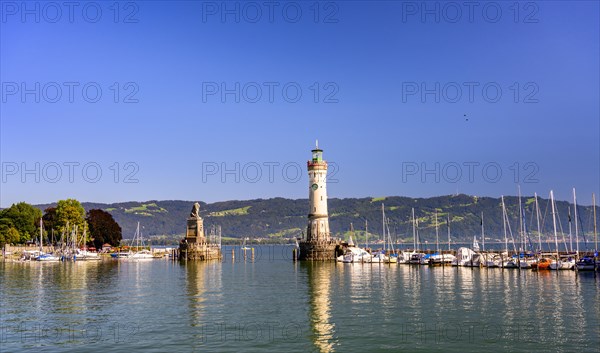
[550,259,575,270]
[503,260,519,268]
[36,254,60,262]
[371,253,388,263]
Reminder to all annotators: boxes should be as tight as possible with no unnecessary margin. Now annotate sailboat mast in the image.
[365,219,369,249]
[518,186,523,252]
[136,222,140,251]
[502,196,508,254]
[593,193,597,252]
[39,217,43,252]
[416,219,420,252]
[568,206,573,252]
[435,210,439,253]
[481,211,485,252]
[381,203,386,252]
[535,192,542,252]
[550,190,559,257]
[573,188,579,255]
[447,213,451,252]
[412,208,416,252]
[386,218,394,253]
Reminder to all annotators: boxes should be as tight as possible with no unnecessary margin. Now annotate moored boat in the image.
[549,257,575,270]
[503,256,519,268]
[532,257,552,270]
[428,253,455,266]
[452,247,476,266]
[397,251,413,264]
[36,253,60,262]
[575,256,596,271]
[371,251,388,263]
[75,249,101,261]
[485,253,502,268]
[408,253,424,265]
[116,222,154,261]
[519,254,537,269]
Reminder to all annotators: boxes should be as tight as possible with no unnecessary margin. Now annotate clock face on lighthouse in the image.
[311,183,318,191]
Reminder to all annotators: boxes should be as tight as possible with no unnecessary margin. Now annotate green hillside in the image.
[34,195,600,245]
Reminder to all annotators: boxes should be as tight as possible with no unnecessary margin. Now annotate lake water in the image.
[1,245,599,353]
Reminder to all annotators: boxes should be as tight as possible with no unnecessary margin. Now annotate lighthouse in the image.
[307,140,330,242]
[299,141,340,260]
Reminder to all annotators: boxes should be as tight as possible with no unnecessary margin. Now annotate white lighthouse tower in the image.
[299,141,339,261]
[307,140,330,242]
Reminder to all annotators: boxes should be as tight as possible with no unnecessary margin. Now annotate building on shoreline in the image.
[298,142,342,261]
[179,202,222,261]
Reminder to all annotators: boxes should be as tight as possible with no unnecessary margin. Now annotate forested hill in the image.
[34,195,600,243]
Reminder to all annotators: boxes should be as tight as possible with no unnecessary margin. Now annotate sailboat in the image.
[518,189,536,269]
[241,237,251,250]
[452,247,476,266]
[466,212,486,267]
[75,228,100,261]
[384,217,398,263]
[337,225,350,262]
[500,196,519,268]
[478,211,494,267]
[530,192,553,270]
[118,222,154,260]
[468,232,484,267]
[484,206,504,268]
[339,223,372,263]
[36,218,59,262]
[451,214,479,267]
[408,208,425,264]
[372,204,390,263]
[429,210,455,266]
[576,191,598,271]
[549,191,575,270]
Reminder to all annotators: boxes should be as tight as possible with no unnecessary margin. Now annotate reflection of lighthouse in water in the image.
[299,142,340,261]
[307,263,337,352]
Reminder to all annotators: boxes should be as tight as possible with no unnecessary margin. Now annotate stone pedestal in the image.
[298,239,342,261]
[179,202,222,261]
[186,213,205,244]
[179,241,222,261]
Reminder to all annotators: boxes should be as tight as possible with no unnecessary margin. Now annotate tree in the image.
[56,199,88,245]
[87,209,122,249]
[0,224,21,246]
[42,207,58,234]
[0,202,42,243]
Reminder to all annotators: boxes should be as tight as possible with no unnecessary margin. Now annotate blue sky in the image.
[1,0,599,207]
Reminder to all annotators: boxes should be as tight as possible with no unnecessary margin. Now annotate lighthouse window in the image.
[320,196,323,201]
[313,207,316,212]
